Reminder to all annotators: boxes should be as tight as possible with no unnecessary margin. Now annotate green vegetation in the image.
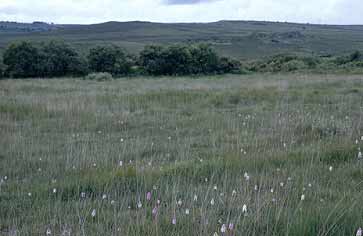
[84,72,113,81]
[2,41,86,78]
[1,41,240,78]
[88,45,134,75]
[0,74,363,235]
[139,44,240,75]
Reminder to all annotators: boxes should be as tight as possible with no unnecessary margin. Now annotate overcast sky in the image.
[0,0,362,25]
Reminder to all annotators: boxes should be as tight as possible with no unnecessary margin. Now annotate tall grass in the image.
[0,74,363,235]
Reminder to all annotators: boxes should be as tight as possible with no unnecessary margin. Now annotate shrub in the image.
[3,41,87,78]
[281,59,307,72]
[84,72,113,81]
[139,45,166,75]
[217,57,242,74]
[0,60,5,78]
[3,41,41,78]
[38,41,87,77]
[139,44,228,76]
[88,45,134,75]
[189,44,220,74]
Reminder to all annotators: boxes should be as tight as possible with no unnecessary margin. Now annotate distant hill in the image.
[1,20,363,59]
[0,21,59,32]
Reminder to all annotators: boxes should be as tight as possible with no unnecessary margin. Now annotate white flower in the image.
[254,185,258,191]
[46,228,52,235]
[210,198,215,206]
[358,151,362,159]
[53,188,57,194]
[213,232,219,236]
[185,209,190,215]
[301,194,305,201]
[214,185,218,190]
[119,161,123,167]
[232,190,237,196]
[270,188,274,193]
[356,228,362,236]
[308,183,312,188]
[28,192,32,197]
[242,204,247,213]
[220,224,227,233]
[193,195,198,201]
[280,182,284,187]
[111,200,115,205]
[120,138,124,142]
[102,194,107,200]
[137,201,142,208]
[91,209,96,217]
[81,192,86,198]
[329,166,333,172]
[244,172,250,181]
[177,199,183,206]
[4,176,8,180]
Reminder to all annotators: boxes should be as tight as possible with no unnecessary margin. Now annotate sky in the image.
[0,0,362,25]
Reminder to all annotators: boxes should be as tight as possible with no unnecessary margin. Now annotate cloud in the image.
[0,0,362,25]
[164,0,219,5]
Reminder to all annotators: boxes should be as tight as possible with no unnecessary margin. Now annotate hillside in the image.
[1,20,363,59]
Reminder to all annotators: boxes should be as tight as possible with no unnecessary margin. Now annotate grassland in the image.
[1,74,363,235]
[2,21,363,59]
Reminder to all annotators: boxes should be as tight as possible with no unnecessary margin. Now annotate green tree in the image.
[217,57,241,74]
[88,45,133,75]
[139,45,165,75]
[0,59,5,78]
[189,44,219,74]
[39,41,86,77]
[3,41,41,78]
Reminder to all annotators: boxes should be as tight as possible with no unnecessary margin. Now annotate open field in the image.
[1,74,363,235]
[2,21,363,59]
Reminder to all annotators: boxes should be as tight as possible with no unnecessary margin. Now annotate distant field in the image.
[1,74,363,235]
[2,21,363,59]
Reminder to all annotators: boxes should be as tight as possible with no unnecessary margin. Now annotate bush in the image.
[3,41,41,78]
[281,59,307,72]
[0,60,5,78]
[139,44,231,76]
[84,72,113,81]
[3,41,87,78]
[38,41,87,77]
[217,57,242,74]
[88,45,134,75]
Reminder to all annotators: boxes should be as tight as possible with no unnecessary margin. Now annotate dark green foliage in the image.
[38,41,87,77]
[217,57,242,74]
[87,45,134,75]
[138,45,165,75]
[139,44,239,75]
[0,60,5,78]
[3,41,41,78]
[3,41,87,78]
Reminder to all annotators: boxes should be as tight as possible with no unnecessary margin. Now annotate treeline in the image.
[0,41,241,78]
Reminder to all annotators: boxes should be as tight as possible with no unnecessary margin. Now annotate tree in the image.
[0,59,5,78]
[139,45,165,75]
[189,44,220,74]
[217,57,241,74]
[3,41,41,78]
[88,45,133,75]
[162,45,193,75]
[39,41,86,77]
